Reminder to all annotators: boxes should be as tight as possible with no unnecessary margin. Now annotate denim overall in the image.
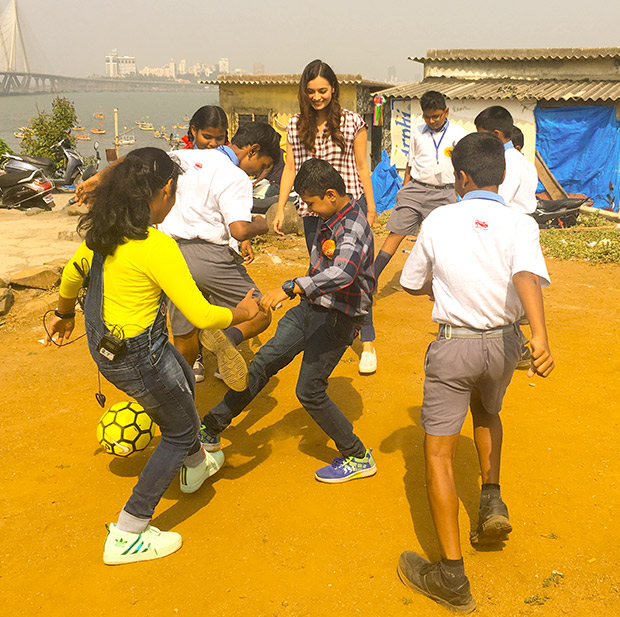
[84,251,202,521]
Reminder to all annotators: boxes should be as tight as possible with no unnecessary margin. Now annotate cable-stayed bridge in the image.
[0,0,205,95]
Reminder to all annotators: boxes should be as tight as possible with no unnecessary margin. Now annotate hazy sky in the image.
[9,0,620,83]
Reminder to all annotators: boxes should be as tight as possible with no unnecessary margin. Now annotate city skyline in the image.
[7,0,620,84]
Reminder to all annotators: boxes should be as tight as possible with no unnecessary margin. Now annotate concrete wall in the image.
[389,97,536,171]
[424,58,620,81]
[217,83,359,141]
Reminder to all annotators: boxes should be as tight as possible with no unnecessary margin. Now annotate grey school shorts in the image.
[168,240,262,337]
[420,325,522,436]
[386,180,456,236]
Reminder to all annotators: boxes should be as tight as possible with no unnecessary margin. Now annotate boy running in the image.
[374,91,467,283]
[200,158,377,483]
[396,132,554,613]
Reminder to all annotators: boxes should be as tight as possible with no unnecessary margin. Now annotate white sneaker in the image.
[358,350,377,374]
[103,523,182,565]
[180,448,225,493]
[199,329,248,392]
[192,360,205,383]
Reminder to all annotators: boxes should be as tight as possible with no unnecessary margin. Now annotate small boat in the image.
[76,134,91,141]
[117,135,136,146]
[93,112,105,119]
[177,124,188,130]
[73,126,85,131]
[91,128,106,134]
[183,114,190,121]
[139,123,154,131]
[17,126,29,132]
[153,130,162,138]
[14,132,25,138]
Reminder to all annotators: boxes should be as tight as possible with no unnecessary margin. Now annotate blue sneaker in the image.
[315,449,377,484]
[199,423,221,452]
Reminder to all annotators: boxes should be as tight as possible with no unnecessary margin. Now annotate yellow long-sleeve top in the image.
[59,228,233,338]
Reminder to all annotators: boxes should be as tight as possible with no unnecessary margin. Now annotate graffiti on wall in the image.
[390,99,413,169]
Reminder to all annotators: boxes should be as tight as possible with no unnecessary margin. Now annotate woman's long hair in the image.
[78,147,179,256]
[297,59,344,153]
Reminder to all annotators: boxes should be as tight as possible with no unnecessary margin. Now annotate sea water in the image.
[0,89,219,156]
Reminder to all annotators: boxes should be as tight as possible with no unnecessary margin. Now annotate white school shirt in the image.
[400,190,549,329]
[408,120,467,185]
[499,142,538,214]
[159,148,253,246]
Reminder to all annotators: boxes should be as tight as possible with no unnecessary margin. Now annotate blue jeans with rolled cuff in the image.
[84,252,203,522]
[202,300,367,458]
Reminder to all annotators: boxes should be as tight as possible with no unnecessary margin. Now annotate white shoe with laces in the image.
[358,350,377,374]
[179,447,225,493]
[103,523,182,565]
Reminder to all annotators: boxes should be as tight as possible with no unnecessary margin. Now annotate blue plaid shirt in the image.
[295,199,375,318]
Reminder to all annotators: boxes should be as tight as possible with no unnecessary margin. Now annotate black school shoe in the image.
[397,551,476,614]
[470,497,512,546]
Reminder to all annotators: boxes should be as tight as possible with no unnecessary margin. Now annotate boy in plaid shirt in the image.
[200,158,376,483]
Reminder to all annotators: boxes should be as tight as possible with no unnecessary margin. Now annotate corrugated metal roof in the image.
[201,74,390,88]
[409,47,620,63]
[377,77,620,102]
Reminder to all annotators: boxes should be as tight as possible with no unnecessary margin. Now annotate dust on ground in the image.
[1,205,619,617]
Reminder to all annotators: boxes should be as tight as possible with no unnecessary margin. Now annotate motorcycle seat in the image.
[0,170,35,187]
[17,155,54,168]
[536,197,588,213]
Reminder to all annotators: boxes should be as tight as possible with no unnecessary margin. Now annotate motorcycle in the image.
[1,137,89,187]
[530,197,590,229]
[0,168,55,210]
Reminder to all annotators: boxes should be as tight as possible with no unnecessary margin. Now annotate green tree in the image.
[0,137,12,157]
[20,97,77,170]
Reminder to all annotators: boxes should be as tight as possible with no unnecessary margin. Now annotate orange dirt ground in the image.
[1,235,619,617]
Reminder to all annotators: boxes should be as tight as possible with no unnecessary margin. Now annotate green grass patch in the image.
[540,227,620,263]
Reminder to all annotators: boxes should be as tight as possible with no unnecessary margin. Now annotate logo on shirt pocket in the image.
[194,163,202,169]
[444,146,454,158]
[322,239,336,258]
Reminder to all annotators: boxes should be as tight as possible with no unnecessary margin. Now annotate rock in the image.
[0,287,14,316]
[43,258,68,275]
[0,276,7,288]
[67,202,89,216]
[20,295,56,320]
[57,230,82,242]
[10,266,61,290]
[265,200,302,235]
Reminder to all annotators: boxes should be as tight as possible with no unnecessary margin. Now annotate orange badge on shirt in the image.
[322,239,336,258]
[444,146,454,158]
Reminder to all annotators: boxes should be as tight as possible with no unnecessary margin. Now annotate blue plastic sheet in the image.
[535,105,620,211]
[371,150,402,214]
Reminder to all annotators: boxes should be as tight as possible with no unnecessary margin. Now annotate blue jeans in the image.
[202,301,366,458]
[84,253,203,521]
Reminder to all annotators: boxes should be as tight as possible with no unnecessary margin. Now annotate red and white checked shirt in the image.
[287,109,367,217]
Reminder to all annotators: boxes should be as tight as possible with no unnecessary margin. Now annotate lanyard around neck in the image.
[431,123,448,164]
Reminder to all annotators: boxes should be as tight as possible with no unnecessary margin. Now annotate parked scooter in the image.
[0,168,55,210]
[1,137,90,187]
[530,197,590,229]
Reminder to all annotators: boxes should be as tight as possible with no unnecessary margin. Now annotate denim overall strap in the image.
[84,251,168,358]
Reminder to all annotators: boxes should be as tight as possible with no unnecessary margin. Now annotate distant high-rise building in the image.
[253,62,265,75]
[178,58,186,74]
[219,57,229,74]
[105,49,136,78]
[169,59,176,80]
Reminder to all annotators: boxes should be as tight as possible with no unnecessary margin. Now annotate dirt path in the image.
[1,227,619,616]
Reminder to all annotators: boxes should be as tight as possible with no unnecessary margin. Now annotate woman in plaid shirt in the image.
[273,59,378,374]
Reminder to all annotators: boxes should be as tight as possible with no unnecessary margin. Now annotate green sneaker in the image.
[103,523,182,565]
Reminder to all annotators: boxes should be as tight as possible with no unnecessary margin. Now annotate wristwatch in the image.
[282,279,296,299]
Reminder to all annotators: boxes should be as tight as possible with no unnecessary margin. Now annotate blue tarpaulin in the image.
[535,105,620,212]
[371,150,402,213]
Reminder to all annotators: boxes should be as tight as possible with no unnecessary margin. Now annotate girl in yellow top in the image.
[46,147,258,565]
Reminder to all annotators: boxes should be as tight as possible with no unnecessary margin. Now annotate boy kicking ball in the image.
[200,158,376,483]
[397,132,554,612]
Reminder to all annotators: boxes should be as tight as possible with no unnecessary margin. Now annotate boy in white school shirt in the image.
[373,91,467,284]
[475,105,538,214]
[161,122,280,391]
[396,132,554,613]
